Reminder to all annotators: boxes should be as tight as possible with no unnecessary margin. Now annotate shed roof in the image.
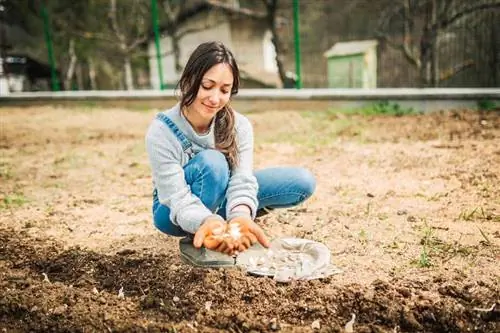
[323,40,378,58]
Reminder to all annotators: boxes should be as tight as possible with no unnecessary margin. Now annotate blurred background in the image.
[0,0,499,93]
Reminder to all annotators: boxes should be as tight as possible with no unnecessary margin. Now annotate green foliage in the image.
[371,101,417,116]
[477,100,498,111]
[335,101,420,116]
[1,193,28,209]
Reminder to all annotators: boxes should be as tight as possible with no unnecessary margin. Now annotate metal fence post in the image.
[293,0,302,89]
[0,0,7,95]
[151,0,164,90]
[41,4,59,91]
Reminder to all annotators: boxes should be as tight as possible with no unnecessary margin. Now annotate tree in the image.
[158,0,212,75]
[207,0,288,86]
[107,0,151,90]
[376,0,500,87]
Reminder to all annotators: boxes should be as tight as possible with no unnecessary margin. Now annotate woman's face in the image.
[188,63,234,122]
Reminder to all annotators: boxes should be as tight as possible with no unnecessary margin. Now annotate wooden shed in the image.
[323,40,378,88]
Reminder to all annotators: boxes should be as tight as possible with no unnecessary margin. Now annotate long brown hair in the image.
[177,41,240,168]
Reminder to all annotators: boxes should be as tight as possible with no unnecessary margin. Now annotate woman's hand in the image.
[193,216,227,250]
[228,216,270,253]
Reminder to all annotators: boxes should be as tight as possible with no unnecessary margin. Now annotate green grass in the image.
[254,109,364,148]
[0,162,13,180]
[335,101,420,116]
[1,193,28,209]
[255,103,424,147]
[411,221,489,268]
[477,99,499,111]
[459,206,488,221]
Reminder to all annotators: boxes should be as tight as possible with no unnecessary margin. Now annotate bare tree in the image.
[261,0,287,86]
[207,0,287,86]
[159,1,225,74]
[108,0,150,90]
[376,0,500,87]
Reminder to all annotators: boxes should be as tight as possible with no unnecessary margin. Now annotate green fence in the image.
[2,0,499,92]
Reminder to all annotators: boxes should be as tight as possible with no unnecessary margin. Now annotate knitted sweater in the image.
[145,103,258,234]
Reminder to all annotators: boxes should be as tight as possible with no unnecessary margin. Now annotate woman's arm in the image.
[225,114,259,221]
[145,119,219,234]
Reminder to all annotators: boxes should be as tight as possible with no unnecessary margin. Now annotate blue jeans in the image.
[152,150,316,237]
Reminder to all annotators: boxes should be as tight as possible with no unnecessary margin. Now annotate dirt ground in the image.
[1,105,499,332]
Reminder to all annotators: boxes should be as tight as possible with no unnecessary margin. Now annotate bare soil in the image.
[1,106,499,332]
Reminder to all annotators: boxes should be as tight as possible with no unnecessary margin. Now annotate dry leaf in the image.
[344,313,356,332]
[311,319,320,329]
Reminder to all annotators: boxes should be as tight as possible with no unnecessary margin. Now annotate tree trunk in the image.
[124,56,134,90]
[88,58,97,90]
[420,2,433,87]
[76,63,84,90]
[172,32,182,74]
[430,0,439,87]
[267,12,286,86]
[64,39,77,90]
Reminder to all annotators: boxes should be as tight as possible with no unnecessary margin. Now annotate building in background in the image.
[323,40,378,89]
[148,4,280,89]
[1,54,56,92]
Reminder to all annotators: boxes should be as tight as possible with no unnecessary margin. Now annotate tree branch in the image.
[439,3,500,29]
[377,33,422,68]
[402,0,420,68]
[163,0,182,23]
[206,0,266,18]
[126,35,149,53]
[439,59,474,81]
[176,21,225,40]
[108,0,125,45]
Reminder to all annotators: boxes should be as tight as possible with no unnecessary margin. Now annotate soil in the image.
[1,105,499,332]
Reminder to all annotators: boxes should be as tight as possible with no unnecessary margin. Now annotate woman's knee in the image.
[195,149,229,183]
[295,167,316,200]
[153,212,186,237]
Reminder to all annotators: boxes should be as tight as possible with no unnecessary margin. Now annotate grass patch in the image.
[476,99,499,111]
[53,153,86,169]
[411,222,490,268]
[459,206,489,221]
[254,109,364,148]
[1,193,28,209]
[336,101,420,116]
[0,161,13,180]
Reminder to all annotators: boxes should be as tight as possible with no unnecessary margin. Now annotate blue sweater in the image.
[145,103,258,234]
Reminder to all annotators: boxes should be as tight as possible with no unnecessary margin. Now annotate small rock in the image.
[118,287,125,298]
[397,210,408,215]
[311,319,320,330]
[367,193,375,198]
[401,310,423,330]
[397,287,412,298]
[407,215,417,223]
[173,296,180,303]
[204,301,212,311]
[52,305,67,315]
[98,297,107,304]
[269,317,280,331]
[344,314,356,332]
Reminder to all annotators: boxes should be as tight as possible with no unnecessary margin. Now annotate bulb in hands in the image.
[193,216,270,256]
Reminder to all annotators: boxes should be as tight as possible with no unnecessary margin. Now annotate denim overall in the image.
[151,112,316,237]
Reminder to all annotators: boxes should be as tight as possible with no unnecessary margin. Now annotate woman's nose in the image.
[208,92,220,105]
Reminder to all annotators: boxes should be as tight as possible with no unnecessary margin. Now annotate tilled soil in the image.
[1,106,499,332]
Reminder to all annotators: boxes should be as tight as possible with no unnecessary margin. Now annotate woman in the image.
[145,41,315,258]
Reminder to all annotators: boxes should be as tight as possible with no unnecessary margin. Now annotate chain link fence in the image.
[1,0,499,92]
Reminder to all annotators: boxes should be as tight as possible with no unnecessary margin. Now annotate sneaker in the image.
[256,207,275,218]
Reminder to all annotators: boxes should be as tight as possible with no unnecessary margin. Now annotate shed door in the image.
[327,55,363,88]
